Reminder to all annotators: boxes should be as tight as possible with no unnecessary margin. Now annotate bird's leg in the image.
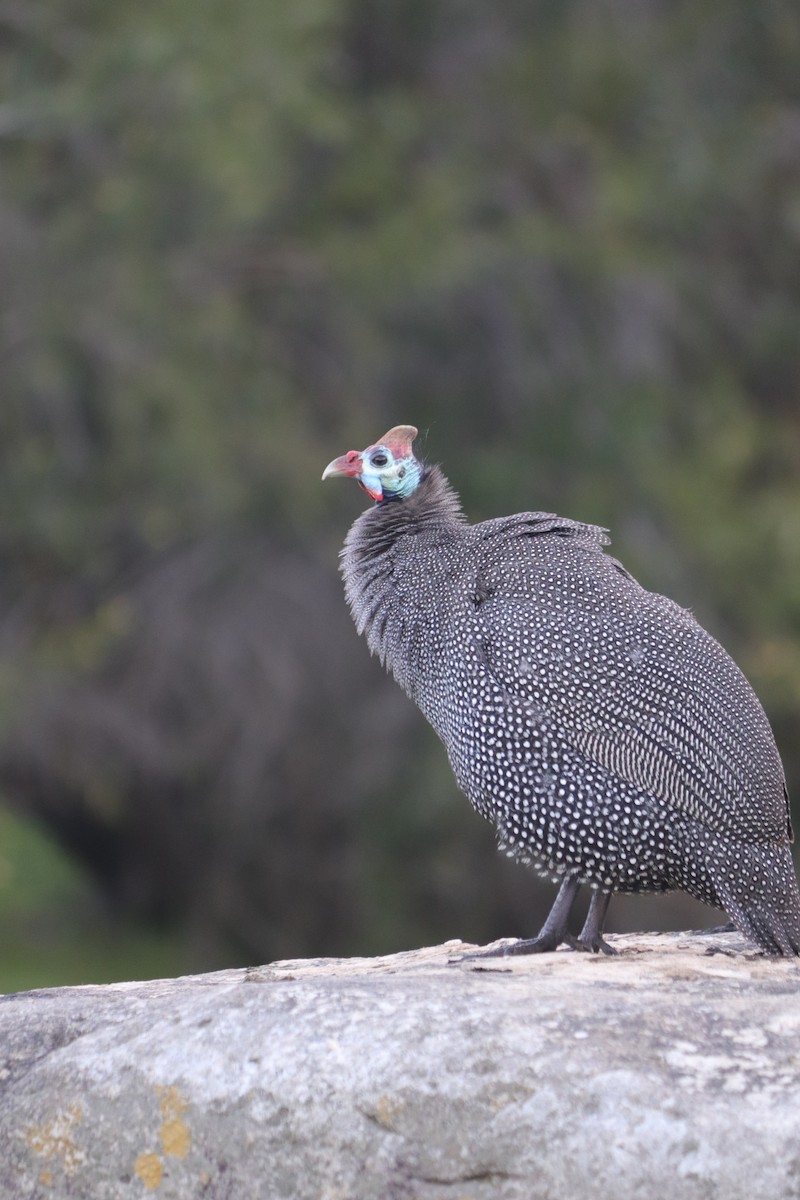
[574,889,617,956]
[457,875,583,959]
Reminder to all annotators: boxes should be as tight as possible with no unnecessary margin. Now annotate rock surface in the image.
[1,930,800,1199]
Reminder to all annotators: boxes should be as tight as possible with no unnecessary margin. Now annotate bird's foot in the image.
[571,933,618,956]
[453,934,567,961]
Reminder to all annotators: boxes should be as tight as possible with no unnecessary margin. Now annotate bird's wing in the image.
[471,520,786,842]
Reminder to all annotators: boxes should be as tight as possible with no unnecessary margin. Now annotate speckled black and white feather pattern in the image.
[339,465,800,955]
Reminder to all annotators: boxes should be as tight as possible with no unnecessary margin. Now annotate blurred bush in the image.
[1,0,799,984]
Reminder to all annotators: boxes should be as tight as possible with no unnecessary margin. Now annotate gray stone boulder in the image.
[2,930,800,1199]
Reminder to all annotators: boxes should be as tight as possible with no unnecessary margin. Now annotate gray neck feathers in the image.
[339,466,466,685]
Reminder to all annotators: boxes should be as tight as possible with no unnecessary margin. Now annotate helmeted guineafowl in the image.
[323,424,800,956]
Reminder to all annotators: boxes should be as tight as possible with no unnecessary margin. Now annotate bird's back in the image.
[461,511,789,847]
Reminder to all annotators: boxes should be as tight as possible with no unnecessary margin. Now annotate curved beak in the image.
[322,451,361,481]
[322,449,383,501]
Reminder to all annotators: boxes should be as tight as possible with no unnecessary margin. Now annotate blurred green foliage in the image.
[0,806,185,991]
[1,0,799,989]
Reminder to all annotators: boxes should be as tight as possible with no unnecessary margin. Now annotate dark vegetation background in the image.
[1,0,799,989]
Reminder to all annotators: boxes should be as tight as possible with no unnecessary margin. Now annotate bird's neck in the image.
[339,466,467,685]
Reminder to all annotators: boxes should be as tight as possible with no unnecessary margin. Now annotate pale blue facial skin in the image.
[360,445,422,502]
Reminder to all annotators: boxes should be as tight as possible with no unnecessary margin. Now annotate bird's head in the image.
[322,424,422,503]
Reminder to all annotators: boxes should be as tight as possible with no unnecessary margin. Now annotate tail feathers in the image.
[724,895,800,956]
[712,843,800,957]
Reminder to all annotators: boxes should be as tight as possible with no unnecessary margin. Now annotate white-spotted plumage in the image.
[331,443,800,957]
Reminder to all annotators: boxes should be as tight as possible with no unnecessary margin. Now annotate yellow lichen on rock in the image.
[134,1151,163,1191]
[157,1085,191,1158]
[24,1104,85,1177]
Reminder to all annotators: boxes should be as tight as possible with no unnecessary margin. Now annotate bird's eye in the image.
[371,452,389,467]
